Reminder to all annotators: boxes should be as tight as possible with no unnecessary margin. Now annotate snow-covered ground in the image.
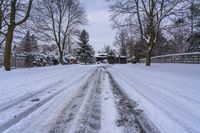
[0,64,199,133]
[0,65,98,133]
[108,64,200,133]
[0,65,96,109]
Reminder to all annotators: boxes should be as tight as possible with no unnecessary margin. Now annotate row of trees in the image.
[107,0,200,66]
[0,0,88,71]
[14,29,95,66]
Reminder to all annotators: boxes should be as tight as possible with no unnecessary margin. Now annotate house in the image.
[115,55,127,64]
[95,52,107,63]
[95,52,127,64]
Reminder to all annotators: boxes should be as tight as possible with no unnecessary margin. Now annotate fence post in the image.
[170,56,172,63]
[182,55,184,63]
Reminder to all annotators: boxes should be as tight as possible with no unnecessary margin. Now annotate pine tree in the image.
[76,30,95,64]
[107,50,116,64]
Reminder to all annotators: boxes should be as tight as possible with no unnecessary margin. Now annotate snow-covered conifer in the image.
[76,30,95,64]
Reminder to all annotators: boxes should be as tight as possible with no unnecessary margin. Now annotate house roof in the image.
[95,52,107,58]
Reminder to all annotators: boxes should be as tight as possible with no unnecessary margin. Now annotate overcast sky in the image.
[80,0,115,52]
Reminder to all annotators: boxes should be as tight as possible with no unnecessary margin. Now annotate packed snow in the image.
[0,63,200,133]
[0,65,97,133]
[108,64,200,133]
[101,69,122,133]
[0,65,96,108]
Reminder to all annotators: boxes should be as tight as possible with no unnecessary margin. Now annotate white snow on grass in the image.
[108,63,200,133]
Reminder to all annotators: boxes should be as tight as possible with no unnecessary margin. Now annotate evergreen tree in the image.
[107,50,116,64]
[187,32,200,52]
[76,30,95,64]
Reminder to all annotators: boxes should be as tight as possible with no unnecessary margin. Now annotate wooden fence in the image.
[140,52,200,64]
[0,53,27,68]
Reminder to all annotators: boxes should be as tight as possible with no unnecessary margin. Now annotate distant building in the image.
[95,52,127,64]
[95,52,107,63]
[115,55,127,64]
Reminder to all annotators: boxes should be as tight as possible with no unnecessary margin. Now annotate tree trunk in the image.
[145,49,151,66]
[4,25,15,71]
[2,0,32,71]
[59,49,64,64]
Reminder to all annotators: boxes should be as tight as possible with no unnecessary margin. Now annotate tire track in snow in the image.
[0,66,162,133]
[100,68,122,133]
[50,66,160,133]
[109,69,198,133]
[49,67,102,133]
[0,69,96,133]
[0,67,93,113]
[0,80,62,113]
[117,69,200,105]
[107,68,160,133]
[0,66,89,106]
[73,68,102,133]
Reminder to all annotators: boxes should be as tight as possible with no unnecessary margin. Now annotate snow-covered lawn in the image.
[108,64,200,133]
[0,63,199,133]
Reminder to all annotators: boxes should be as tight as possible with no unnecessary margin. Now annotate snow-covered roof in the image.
[119,56,127,58]
[115,55,128,58]
[95,52,107,58]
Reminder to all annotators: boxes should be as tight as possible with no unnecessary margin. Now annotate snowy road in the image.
[0,64,199,133]
[0,65,97,133]
[108,64,200,133]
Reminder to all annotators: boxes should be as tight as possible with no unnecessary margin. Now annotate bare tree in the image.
[2,0,33,71]
[0,0,10,46]
[28,0,87,64]
[108,0,188,66]
[122,23,136,58]
[102,45,111,54]
[114,30,128,56]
